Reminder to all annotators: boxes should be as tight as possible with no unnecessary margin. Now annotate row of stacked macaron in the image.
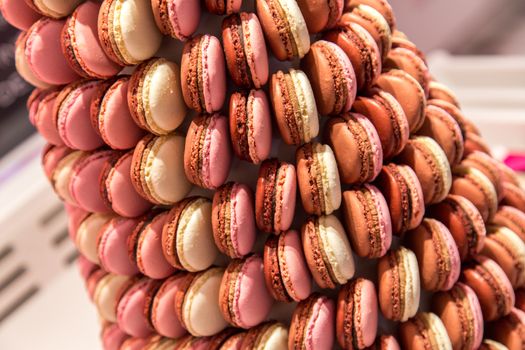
[5,0,525,349]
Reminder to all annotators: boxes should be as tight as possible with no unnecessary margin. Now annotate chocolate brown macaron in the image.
[375,69,426,133]
[296,142,342,216]
[326,112,383,185]
[374,163,425,236]
[428,194,486,261]
[351,88,409,160]
[255,159,297,234]
[417,105,465,166]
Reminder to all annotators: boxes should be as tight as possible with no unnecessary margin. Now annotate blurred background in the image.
[0,0,524,348]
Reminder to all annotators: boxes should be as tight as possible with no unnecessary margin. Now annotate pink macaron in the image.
[33,88,64,146]
[65,203,89,241]
[24,18,80,85]
[151,0,201,41]
[150,274,188,339]
[289,294,336,349]
[131,211,177,280]
[212,182,256,259]
[0,0,41,30]
[69,150,116,213]
[101,323,128,350]
[55,80,105,151]
[117,278,161,338]
[181,34,227,113]
[184,113,232,190]
[91,77,146,150]
[119,337,150,350]
[99,151,152,218]
[263,229,312,302]
[97,216,141,276]
[61,1,122,79]
[219,255,274,329]
[41,144,73,180]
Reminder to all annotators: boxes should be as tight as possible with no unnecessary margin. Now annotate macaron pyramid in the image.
[5,0,525,349]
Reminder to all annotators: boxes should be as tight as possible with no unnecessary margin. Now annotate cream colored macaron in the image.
[301,214,355,289]
[131,133,192,205]
[99,0,162,65]
[26,0,83,19]
[75,213,114,264]
[128,58,187,135]
[94,274,133,323]
[177,267,228,337]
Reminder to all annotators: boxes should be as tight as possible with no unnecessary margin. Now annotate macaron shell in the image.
[15,32,50,88]
[34,90,64,146]
[428,194,486,261]
[488,307,525,350]
[25,18,80,85]
[341,184,393,258]
[137,212,177,279]
[94,274,133,322]
[324,21,381,90]
[175,198,219,272]
[375,69,426,133]
[134,58,187,135]
[501,182,525,213]
[276,163,297,232]
[27,0,83,18]
[248,90,272,163]
[105,152,153,218]
[242,12,269,88]
[432,282,484,350]
[384,47,431,95]
[230,183,256,256]
[404,218,460,292]
[137,134,192,205]
[52,151,85,204]
[296,0,343,33]
[76,213,114,264]
[493,206,525,242]
[120,337,150,350]
[182,267,228,337]
[351,89,409,160]
[336,278,378,349]
[0,0,41,30]
[56,80,105,151]
[462,151,505,201]
[378,247,421,321]
[428,81,461,108]
[481,226,525,288]
[98,78,145,150]
[223,256,274,328]
[70,150,114,213]
[151,275,187,339]
[326,112,383,184]
[153,0,201,40]
[200,35,226,113]
[97,217,140,276]
[290,295,335,350]
[450,166,498,223]
[101,323,128,350]
[280,230,312,301]
[396,136,452,205]
[64,1,122,78]
[184,114,232,189]
[117,279,158,337]
[461,256,515,321]
[301,40,357,116]
[112,0,162,64]
[399,312,453,350]
[417,105,465,166]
